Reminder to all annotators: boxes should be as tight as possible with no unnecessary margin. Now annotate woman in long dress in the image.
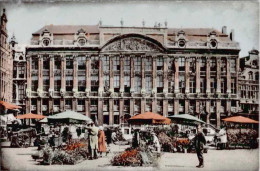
[98,126,107,157]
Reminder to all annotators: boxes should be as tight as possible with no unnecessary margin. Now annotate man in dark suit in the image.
[194,124,206,168]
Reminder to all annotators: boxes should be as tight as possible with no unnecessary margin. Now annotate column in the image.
[130,55,134,94]
[99,55,104,96]
[119,99,124,124]
[152,56,157,113]
[174,99,179,114]
[72,98,77,111]
[86,55,91,92]
[195,57,200,94]
[235,57,239,99]
[163,100,168,117]
[141,55,145,91]
[216,100,221,128]
[37,99,42,114]
[206,100,211,124]
[185,100,189,114]
[174,57,179,94]
[141,99,145,114]
[98,99,103,125]
[109,99,114,125]
[120,55,124,93]
[26,99,31,113]
[73,55,78,93]
[226,100,231,116]
[60,99,65,111]
[49,55,54,93]
[163,55,168,94]
[48,99,53,115]
[226,57,231,95]
[38,55,43,91]
[216,58,221,94]
[206,57,211,94]
[152,99,157,113]
[26,55,32,91]
[196,100,200,117]
[85,99,90,117]
[61,55,66,92]
[109,56,114,92]
[185,57,190,94]
[130,99,134,116]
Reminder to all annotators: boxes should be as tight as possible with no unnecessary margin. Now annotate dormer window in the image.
[178,39,186,48]
[42,38,50,47]
[78,38,87,46]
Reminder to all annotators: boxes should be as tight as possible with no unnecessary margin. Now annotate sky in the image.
[0,1,259,57]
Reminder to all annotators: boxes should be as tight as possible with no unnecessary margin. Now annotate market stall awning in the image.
[47,110,92,123]
[128,112,171,125]
[222,116,259,124]
[168,114,205,125]
[0,101,22,110]
[16,113,45,119]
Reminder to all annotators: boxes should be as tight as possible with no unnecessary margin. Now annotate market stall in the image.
[128,112,171,125]
[222,116,259,149]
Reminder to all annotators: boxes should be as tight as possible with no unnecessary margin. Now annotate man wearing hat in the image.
[194,124,206,168]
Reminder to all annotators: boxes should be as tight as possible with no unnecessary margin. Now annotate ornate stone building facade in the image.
[26,24,240,128]
[10,35,26,113]
[239,49,259,120]
[0,9,13,103]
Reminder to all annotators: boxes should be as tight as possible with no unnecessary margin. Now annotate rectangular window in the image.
[32,59,38,70]
[66,76,73,91]
[221,77,226,93]
[190,58,196,72]
[54,80,61,91]
[91,56,99,70]
[43,57,49,70]
[18,65,25,78]
[65,99,72,110]
[190,76,196,93]
[134,57,141,71]
[43,77,49,91]
[134,76,141,93]
[179,57,185,71]
[179,75,185,93]
[157,75,163,93]
[54,59,61,70]
[124,75,130,92]
[168,76,174,93]
[124,57,130,71]
[77,57,86,70]
[230,59,236,72]
[145,58,152,71]
[113,57,120,71]
[31,76,38,91]
[104,75,109,91]
[231,77,236,94]
[78,76,86,92]
[200,77,206,93]
[168,58,174,71]
[78,99,84,105]
[54,99,60,105]
[200,58,206,71]
[221,58,226,72]
[91,75,99,92]
[102,56,110,71]
[114,75,120,92]
[145,75,152,93]
[66,56,73,69]
[157,57,163,70]
[210,77,216,93]
[210,58,216,71]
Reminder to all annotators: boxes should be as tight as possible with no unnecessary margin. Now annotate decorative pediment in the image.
[102,37,162,52]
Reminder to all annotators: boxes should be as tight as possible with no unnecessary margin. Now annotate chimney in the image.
[222,26,227,34]
[230,29,234,41]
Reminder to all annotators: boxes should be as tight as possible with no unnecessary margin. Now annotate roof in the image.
[33,25,227,36]
[33,25,100,34]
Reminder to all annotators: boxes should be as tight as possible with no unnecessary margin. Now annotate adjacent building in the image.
[0,9,13,103]
[25,24,240,128]
[238,49,259,120]
[10,35,27,114]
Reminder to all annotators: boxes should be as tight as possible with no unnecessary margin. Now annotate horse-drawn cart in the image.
[10,128,37,148]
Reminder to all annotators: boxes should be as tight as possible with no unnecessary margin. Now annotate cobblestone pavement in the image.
[1,141,259,171]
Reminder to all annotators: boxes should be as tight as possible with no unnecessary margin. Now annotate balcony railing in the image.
[90,106,98,112]
[53,105,60,112]
[65,105,72,110]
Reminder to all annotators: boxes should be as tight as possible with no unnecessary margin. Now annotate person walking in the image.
[194,124,206,168]
[98,126,107,157]
[87,123,99,160]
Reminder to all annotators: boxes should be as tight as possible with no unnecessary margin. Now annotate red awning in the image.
[222,116,259,124]
[0,101,22,110]
[16,113,45,119]
[128,112,171,125]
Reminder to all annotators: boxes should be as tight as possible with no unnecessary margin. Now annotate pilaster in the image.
[216,100,221,128]
[163,100,168,117]
[98,99,103,125]
[206,57,211,94]
[109,99,114,125]
[195,57,200,94]
[185,57,190,94]
[174,57,179,94]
